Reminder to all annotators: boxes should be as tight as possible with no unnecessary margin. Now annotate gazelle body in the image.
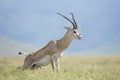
[18,13,82,71]
[18,51,63,70]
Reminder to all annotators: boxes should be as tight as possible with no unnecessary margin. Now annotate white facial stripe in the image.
[76,32,80,36]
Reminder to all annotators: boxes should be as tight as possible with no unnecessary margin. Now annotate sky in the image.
[0,0,120,54]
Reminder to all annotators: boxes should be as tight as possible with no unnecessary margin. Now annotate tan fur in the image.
[19,30,74,70]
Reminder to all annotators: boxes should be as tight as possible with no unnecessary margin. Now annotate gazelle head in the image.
[57,13,82,40]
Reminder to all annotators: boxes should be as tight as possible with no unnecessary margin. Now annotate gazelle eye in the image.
[73,31,76,33]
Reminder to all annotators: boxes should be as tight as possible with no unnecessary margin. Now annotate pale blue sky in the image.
[0,0,120,53]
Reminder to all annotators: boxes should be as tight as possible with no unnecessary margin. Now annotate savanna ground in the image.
[0,56,120,80]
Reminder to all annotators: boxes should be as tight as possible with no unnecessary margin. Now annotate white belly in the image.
[32,52,64,66]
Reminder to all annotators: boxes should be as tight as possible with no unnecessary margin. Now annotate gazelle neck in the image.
[57,31,73,51]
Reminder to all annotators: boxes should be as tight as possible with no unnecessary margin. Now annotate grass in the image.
[0,56,120,80]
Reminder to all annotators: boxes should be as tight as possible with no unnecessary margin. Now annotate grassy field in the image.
[0,56,120,80]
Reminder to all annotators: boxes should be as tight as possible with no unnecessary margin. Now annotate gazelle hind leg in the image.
[20,56,34,70]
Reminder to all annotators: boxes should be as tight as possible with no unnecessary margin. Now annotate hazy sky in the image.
[0,0,120,52]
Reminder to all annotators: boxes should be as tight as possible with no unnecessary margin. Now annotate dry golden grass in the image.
[0,56,120,80]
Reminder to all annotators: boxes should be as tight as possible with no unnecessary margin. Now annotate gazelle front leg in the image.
[55,58,60,72]
[50,56,55,71]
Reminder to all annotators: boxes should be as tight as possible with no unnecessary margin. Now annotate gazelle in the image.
[18,13,82,71]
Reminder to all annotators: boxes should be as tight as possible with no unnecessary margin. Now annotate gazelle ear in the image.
[64,27,72,30]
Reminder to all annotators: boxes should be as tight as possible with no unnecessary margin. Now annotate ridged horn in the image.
[70,13,78,29]
[57,13,76,29]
